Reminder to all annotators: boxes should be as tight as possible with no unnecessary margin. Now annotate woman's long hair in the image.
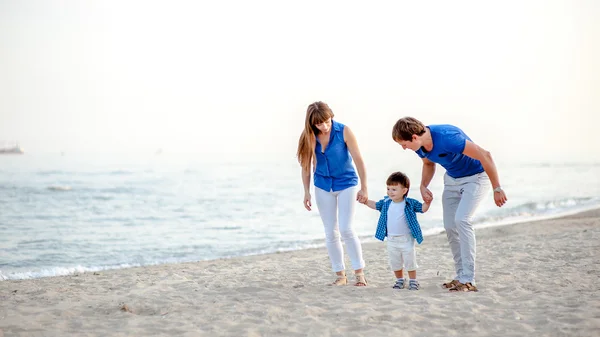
[296,101,335,173]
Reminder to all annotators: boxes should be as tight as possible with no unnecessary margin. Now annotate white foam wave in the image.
[47,185,72,191]
[0,263,144,281]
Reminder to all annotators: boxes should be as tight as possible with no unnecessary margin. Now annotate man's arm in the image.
[462,140,507,207]
[420,158,436,203]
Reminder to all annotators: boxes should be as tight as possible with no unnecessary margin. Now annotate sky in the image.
[1,0,599,163]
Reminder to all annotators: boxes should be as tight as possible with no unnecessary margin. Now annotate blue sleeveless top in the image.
[314,120,358,192]
[415,124,484,178]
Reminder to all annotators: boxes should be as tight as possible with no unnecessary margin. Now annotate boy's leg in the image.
[405,239,419,290]
[454,173,490,284]
[387,237,405,288]
[404,238,418,278]
[387,237,404,274]
[442,174,463,281]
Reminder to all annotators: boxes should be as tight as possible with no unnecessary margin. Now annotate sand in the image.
[1,209,599,336]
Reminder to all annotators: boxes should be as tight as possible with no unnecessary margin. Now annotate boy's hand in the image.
[422,200,431,213]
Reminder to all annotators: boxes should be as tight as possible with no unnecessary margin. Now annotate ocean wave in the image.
[78,186,147,194]
[108,170,135,175]
[521,162,600,168]
[0,264,144,281]
[36,170,67,176]
[473,197,599,225]
[36,170,138,176]
[205,226,243,230]
[47,185,72,191]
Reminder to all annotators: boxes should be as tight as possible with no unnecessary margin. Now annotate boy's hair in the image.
[386,171,410,197]
[392,117,426,142]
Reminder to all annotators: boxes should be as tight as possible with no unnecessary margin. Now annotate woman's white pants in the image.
[315,186,365,272]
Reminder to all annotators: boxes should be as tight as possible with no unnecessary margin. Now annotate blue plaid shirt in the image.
[374,197,424,244]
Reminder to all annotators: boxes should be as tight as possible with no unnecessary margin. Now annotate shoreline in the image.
[2,204,600,282]
[1,207,599,336]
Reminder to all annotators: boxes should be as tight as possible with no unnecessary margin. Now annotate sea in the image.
[1,152,599,280]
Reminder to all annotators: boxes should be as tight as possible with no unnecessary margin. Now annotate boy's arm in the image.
[422,201,431,213]
[365,198,386,211]
[364,199,377,210]
[411,199,430,213]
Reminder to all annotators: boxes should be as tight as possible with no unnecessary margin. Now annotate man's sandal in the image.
[441,279,460,289]
[448,282,478,292]
[354,272,367,286]
[330,275,348,286]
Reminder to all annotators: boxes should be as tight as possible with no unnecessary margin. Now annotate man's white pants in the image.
[442,172,490,284]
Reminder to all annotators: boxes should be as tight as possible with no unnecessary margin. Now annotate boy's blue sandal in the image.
[408,280,420,290]
[393,279,405,289]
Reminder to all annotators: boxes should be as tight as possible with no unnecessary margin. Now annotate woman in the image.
[392,117,508,292]
[297,101,368,286]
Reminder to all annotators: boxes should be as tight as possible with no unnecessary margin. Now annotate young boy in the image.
[363,171,430,290]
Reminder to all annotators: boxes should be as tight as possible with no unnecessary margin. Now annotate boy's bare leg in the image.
[408,270,417,279]
[394,270,404,279]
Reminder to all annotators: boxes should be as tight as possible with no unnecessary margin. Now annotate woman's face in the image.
[314,118,332,133]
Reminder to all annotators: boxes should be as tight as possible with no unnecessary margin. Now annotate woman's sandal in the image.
[448,282,478,292]
[330,275,348,286]
[441,279,460,289]
[354,272,367,287]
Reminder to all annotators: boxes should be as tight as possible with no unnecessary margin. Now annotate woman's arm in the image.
[344,126,368,203]
[462,140,507,207]
[302,167,312,211]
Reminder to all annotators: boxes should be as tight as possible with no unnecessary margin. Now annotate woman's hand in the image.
[420,185,433,203]
[356,188,368,204]
[304,192,312,211]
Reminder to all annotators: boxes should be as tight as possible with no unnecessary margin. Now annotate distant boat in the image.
[0,142,24,154]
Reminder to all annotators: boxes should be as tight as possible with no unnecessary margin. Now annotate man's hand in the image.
[420,185,433,204]
[494,189,507,207]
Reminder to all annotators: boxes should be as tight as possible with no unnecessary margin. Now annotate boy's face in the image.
[387,184,408,202]
[396,134,421,151]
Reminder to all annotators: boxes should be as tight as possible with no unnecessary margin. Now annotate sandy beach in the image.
[1,208,599,337]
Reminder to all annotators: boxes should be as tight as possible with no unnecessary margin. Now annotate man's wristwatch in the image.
[493,186,503,193]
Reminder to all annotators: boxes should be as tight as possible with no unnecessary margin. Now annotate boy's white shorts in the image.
[386,234,418,271]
